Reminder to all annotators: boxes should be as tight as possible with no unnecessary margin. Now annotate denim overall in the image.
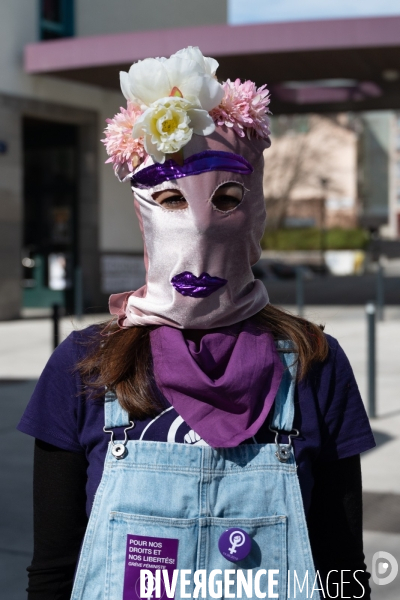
[71,342,320,600]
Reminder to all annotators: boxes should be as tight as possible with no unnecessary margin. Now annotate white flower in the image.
[132,97,215,163]
[121,47,223,162]
[120,46,223,112]
[172,46,219,78]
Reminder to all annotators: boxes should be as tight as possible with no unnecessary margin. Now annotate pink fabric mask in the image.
[109,126,270,329]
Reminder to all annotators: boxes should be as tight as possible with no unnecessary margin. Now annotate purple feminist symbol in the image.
[229,533,244,554]
[171,271,227,298]
[218,528,252,562]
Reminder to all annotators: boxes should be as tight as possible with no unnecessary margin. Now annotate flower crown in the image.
[102,47,271,179]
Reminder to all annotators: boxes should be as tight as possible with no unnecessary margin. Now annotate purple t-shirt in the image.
[17,325,375,518]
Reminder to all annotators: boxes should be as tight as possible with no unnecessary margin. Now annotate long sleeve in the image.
[307,454,372,599]
[27,440,88,600]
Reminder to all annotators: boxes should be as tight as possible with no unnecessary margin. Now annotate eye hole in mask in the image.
[152,189,187,211]
[152,183,244,212]
[211,182,244,212]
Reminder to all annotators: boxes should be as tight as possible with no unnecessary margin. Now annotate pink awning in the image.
[25,15,400,75]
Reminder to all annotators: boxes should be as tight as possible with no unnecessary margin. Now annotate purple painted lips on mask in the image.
[171,272,228,298]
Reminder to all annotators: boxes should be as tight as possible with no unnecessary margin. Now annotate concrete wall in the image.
[0,100,23,319]
[360,112,391,225]
[76,0,227,36]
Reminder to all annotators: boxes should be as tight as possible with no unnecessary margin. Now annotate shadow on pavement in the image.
[367,429,394,451]
[363,492,400,533]
[0,380,37,600]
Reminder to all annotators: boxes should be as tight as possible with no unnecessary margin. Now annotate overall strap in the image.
[104,389,131,429]
[270,340,297,432]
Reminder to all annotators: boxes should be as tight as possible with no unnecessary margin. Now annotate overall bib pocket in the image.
[203,516,287,599]
[105,512,199,600]
[105,512,287,600]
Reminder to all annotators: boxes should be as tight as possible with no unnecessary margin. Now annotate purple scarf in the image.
[150,320,283,448]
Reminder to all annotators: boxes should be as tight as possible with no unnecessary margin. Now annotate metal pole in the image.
[366,303,376,419]
[296,267,304,317]
[74,265,83,320]
[52,304,60,350]
[319,177,329,268]
[376,263,384,322]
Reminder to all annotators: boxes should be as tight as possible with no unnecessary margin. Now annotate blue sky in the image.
[228,0,400,25]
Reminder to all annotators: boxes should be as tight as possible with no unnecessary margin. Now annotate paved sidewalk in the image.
[0,307,399,598]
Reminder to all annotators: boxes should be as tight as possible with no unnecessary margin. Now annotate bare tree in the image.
[263,114,353,230]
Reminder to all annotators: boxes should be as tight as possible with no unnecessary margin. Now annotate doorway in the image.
[22,117,79,312]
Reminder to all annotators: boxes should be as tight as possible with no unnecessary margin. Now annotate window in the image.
[39,0,74,40]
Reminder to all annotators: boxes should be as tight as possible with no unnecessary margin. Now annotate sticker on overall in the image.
[123,534,179,600]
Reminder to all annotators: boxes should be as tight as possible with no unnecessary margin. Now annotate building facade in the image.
[1,2,400,319]
[0,0,227,319]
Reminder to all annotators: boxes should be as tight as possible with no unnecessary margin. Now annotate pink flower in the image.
[101,101,146,174]
[210,79,271,140]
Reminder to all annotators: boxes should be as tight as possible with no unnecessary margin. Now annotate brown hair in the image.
[78,304,328,418]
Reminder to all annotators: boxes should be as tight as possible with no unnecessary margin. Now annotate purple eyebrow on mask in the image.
[130,150,253,189]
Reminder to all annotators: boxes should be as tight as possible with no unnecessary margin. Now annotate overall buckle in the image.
[268,425,299,463]
[103,421,135,459]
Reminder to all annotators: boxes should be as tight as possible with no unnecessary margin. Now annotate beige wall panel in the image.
[77,0,227,37]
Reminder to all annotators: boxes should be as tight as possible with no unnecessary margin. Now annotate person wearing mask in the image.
[18,47,375,600]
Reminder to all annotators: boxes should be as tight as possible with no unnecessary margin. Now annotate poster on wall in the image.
[48,253,69,290]
[101,254,146,294]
